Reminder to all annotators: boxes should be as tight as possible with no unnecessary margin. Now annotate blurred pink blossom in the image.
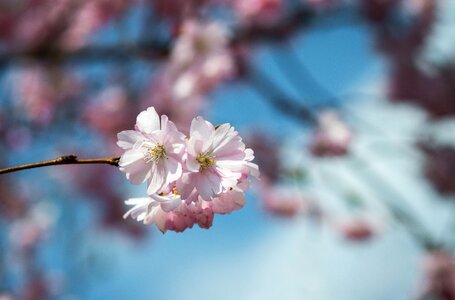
[419,250,455,300]
[84,85,137,143]
[310,110,353,157]
[333,217,382,242]
[170,19,236,91]
[11,65,81,125]
[60,0,134,50]
[9,202,57,251]
[233,0,282,25]
[143,68,206,133]
[261,184,321,218]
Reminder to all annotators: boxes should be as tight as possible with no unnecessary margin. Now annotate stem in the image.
[0,155,120,175]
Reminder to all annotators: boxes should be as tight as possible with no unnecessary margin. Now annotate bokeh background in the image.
[1,0,455,299]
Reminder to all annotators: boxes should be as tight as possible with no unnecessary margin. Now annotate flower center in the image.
[143,143,167,163]
[196,153,215,171]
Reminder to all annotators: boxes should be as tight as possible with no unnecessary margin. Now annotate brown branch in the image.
[0,155,120,175]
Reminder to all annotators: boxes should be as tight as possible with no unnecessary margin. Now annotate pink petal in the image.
[212,191,246,214]
[211,123,237,153]
[176,173,196,200]
[196,171,222,201]
[190,116,214,153]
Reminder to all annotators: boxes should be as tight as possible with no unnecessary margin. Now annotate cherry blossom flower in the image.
[177,116,256,201]
[117,107,185,194]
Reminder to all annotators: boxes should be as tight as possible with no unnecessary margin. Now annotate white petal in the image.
[119,149,143,166]
[123,197,152,221]
[117,130,143,150]
[186,156,200,172]
[165,157,182,184]
[119,150,151,184]
[160,197,182,212]
[147,163,165,195]
[136,107,160,134]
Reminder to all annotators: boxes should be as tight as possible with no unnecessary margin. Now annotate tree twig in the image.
[0,155,120,175]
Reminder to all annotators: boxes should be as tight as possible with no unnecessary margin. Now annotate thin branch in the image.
[0,155,120,175]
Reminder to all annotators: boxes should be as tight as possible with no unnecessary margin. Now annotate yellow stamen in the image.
[143,144,167,162]
[196,153,215,171]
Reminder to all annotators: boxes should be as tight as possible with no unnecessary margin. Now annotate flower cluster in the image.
[118,107,259,233]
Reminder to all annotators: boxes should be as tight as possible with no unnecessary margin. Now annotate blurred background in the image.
[1,0,455,299]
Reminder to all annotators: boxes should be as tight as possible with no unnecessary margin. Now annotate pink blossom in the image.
[334,217,382,242]
[123,193,215,233]
[211,189,246,214]
[84,85,136,140]
[310,110,353,157]
[59,0,134,50]
[169,19,236,92]
[59,1,107,50]
[177,117,256,201]
[117,107,185,194]
[124,188,249,233]
[418,250,455,300]
[11,64,82,125]
[260,185,322,218]
[233,0,282,25]
[142,68,205,133]
[171,20,230,70]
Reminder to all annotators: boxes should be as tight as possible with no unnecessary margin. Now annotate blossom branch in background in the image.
[0,4,360,67]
